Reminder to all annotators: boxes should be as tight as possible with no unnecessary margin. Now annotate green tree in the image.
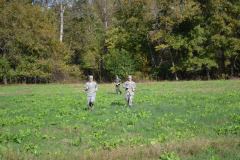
[104,0,152,80]
[0,0,72,83]
[0,56,11,84]
[104,49,135,79]
[203,0,240,78]
[63,0,106,80]
[151,0,201,80]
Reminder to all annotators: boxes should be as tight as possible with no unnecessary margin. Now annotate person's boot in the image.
[89,103,93,111]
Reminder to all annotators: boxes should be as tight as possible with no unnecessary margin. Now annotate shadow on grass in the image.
[82,107,89,111]
[110,99,125,106]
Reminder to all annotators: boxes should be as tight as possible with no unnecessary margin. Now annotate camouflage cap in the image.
[128,75,132,79]
[89,75,93,79]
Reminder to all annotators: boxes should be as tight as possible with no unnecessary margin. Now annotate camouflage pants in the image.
[87,96,95,109]
[115,85,122,94]
[125,92,134,106]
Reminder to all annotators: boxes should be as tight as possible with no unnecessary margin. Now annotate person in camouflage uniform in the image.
[84,75,99,110]
[114,75,122,94]
[123,75,136,107]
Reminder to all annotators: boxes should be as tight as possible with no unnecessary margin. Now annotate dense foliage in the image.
[1,0,240,83]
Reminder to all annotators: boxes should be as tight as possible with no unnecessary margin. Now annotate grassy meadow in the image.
[0,80,239,160]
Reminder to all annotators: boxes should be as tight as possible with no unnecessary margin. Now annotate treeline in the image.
[0,0,240,84]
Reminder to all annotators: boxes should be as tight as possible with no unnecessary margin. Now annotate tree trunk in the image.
[170,50,178,81]
[99,58,102,82]
[23,77,26,84]
[207,68,210,80]
[104,0,107,29]
[231,57,234,78]
[147,34,156,68]
[60,0,64,42]
[3,75,7,85]
[221,52,226,79]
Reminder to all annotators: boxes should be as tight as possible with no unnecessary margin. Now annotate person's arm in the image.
[95,82,99,91]
[133,82,136,89]
[123,82,128,88]
[84,83,88,91]
[132,82,136,91]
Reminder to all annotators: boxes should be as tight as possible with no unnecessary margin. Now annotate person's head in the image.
[89,75,93,82]
[128,75,132,82]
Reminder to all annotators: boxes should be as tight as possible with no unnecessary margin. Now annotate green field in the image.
[0,80,239,160]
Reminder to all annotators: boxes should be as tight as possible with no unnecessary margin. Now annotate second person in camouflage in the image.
[123,75,136,107]
[114,75,122,94]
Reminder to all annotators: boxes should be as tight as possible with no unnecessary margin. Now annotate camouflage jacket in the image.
[84,81,99,97]
[114,78,121,86]
[123,81,136,95]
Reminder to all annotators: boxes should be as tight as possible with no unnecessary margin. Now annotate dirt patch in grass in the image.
[166,136,240,159]
[0,103,12,109]
[0,91,33,95]
[174,87,224,94]
[84,145,163,160]
[1,136,239,160]
[83,136,240,160]
[0,90,54,95]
